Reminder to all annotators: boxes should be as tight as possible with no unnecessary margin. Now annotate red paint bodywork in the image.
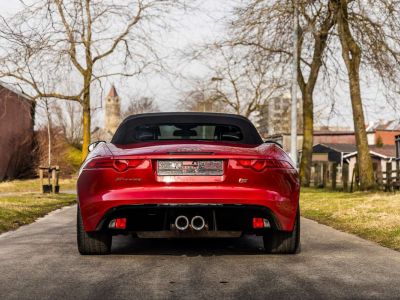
[77,141,300,232]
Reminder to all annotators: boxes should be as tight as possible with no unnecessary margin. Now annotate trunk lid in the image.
[106,141,270,158]
[101,141,287,185]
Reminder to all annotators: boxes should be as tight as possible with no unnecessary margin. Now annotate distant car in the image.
[77,113,300,254]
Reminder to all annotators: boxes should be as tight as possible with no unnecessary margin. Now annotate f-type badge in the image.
[115,177,142,182]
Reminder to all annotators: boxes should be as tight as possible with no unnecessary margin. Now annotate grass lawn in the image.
[0,178,77,233]
[301,188,400,251]
[0,178,76,193]
[0,193,76,233]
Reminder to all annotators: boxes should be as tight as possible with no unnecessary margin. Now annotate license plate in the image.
[157,160,223,176]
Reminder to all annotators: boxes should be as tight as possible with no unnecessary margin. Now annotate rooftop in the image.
[107,85,118,98]
[0,81,32,101]
[315,143,397,158]
[367,120,400,131]
[369,145,396,158]
[314,143,357,153]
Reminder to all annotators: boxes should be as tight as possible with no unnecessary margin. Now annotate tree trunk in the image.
[336,0,375,190]
[299,91,313,186]
[297,6,334,187]
[347,69,375,190]
[44,100,52,167]
[81,79,91,161]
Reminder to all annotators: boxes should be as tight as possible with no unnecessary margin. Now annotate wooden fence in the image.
[310,160,400,192]
[380,161,400,191]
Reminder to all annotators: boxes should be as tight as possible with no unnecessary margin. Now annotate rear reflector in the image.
[252,217,270,229]
[109,218,127,229]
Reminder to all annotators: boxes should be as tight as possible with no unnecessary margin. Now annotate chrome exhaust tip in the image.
[191,216,205,231]
[175,215,189,231]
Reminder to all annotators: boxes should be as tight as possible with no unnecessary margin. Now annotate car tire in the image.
[77,206,112,255]
[263,208,300,254]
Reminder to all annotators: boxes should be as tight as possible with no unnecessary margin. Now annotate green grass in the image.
[301,188,400,251]
[0,177,77,233]
[0,178,76,193]
[0,193,76,233]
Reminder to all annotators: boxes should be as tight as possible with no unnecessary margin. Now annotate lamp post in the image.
[290,0,299,166]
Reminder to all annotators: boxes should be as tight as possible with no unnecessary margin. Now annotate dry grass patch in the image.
[0,178,76,193]
[301,188,400,251]
[0,193,76,233]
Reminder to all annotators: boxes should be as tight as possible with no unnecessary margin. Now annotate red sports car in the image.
[77,113,300,255]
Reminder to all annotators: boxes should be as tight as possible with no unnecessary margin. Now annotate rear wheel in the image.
[263,209,300,254]
[77,206,112,255]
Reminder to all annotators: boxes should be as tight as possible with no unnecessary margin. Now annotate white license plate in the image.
[157,160,223,176]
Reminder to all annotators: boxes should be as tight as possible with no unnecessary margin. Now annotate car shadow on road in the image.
[111,234,268,256]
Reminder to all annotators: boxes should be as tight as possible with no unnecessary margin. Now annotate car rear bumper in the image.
[78,186,299,232]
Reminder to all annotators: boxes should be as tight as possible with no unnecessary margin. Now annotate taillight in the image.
[237,159,292,171]
[85,157,114,169]
[113,159,129,172]
[84,157,144,172]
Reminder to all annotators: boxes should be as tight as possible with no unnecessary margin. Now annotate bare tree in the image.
[34,98,55,167]
[230,1,336,186]
[230,0,400,190]
[178,85,232,113]
[44,99,53,167]
[52,100,83,148]
[191,43,286,118]
[331,0,400,190]
[0,0,184,160]
[123,96,159,117]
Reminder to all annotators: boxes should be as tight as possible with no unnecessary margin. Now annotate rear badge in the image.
[176,147,200,152]
[115,177,142,182]
[239,178,248,184]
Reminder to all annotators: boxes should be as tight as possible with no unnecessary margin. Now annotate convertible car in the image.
[77,112,300,255]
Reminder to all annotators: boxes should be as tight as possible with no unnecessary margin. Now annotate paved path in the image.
[1,205,400,300]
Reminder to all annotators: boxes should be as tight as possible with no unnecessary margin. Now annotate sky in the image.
[1,0,399,129]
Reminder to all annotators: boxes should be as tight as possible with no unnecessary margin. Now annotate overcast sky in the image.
[1,1,399,129]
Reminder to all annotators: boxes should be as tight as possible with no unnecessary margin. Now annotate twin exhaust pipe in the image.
[174,215,205,231]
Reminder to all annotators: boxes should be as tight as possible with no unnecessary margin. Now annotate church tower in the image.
[105,85,121,134]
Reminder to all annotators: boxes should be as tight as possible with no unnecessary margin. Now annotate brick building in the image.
[0,82,35,180]
[367,120,400,146]
[313,130,356,144]
[268,122,400,153]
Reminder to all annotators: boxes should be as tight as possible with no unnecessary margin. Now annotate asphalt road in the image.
[1,205,400,300]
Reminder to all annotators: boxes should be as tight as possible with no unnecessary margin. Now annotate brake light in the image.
[86,157,113,169]
[127,159,145,168]
[84,157,144,172]
[237,159,292,171]
[113,159,129,172]
[251,160,266,171]
[237,159,252,167]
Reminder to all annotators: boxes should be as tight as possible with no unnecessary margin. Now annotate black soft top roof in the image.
[111,112,263,145]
